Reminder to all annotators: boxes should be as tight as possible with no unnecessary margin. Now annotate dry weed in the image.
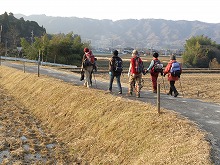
[0,66,212,164]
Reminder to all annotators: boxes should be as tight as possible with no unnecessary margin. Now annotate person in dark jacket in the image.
[108,50,123,94]
[145,52,163,93]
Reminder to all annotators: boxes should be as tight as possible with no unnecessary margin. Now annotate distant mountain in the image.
[15,14,220,49]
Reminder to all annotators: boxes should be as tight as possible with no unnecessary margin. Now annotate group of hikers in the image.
[81,47,182,98]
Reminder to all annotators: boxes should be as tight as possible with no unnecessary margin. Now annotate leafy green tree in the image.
[48,34,62,63]
[41,34,50,62]
[46,32,89,65]
[183,35,220,68]
[20,37,38,59]
[21,32,89,65]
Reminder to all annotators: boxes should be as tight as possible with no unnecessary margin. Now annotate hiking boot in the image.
[118,91,122,94]
[136,93,140,98]
[105,90,112,94]
[174,92,179,97]
[167,91,173,96]
[126,92,132,96]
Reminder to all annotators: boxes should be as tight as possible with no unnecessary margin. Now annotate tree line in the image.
[183,35,220,68]
[20,32,89,65]
[0,12,89,66]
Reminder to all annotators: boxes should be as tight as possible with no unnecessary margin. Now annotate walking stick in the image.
[161,75,166,93]
[179,78,184,97]
[93,72,97,88]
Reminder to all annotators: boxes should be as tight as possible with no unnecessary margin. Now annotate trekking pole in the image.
[179,78,184,97]
[93,72,97,88]
[161,76,166,93]
[141,78,144,90]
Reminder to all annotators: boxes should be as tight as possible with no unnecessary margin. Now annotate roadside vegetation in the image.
[0,66,212,164]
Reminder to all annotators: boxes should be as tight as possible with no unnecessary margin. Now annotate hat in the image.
[84,47,89,53]
[113,50,118,56]
[132,50,139,56]
[170,54,176,60]
[153,52,159,58]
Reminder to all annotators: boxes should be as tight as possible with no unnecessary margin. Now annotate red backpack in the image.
[134,57,144,74]
[84,51,95,66]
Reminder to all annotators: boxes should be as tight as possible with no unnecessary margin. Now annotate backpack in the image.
[135,57,144,74]
[113,57,123,73]
[170,62,181,77]
[152,60,163,73]
[84,52,95,66]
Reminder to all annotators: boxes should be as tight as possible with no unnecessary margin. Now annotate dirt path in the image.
[0,87,74,164]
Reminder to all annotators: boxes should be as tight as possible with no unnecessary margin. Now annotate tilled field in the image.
[93,72,220,104]
[0,87,74,164]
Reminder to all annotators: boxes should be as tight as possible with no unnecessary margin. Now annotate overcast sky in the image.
[1,0,219,23]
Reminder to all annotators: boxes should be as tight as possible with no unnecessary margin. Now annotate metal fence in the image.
[0,56,77,68]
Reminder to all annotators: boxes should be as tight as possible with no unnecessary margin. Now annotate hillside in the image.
[0,66,212,164]
[0,12,46,50]
[15,14,220,49]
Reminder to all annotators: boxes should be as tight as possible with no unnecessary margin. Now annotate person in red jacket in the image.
[81,48,95,88]
[127,50,144,98]
[163,54,182,97]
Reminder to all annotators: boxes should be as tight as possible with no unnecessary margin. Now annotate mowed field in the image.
[0,54,218,164]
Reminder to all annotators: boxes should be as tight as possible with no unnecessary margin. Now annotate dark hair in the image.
[153,52,159,58]
[113,50,118,56]
[170,55,176,60]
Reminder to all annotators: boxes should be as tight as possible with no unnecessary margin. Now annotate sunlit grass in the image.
[0,66,212,164]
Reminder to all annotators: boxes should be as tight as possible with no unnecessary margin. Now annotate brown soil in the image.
[94,72,220,104]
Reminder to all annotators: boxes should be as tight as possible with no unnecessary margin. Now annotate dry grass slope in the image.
[0,66,212,164]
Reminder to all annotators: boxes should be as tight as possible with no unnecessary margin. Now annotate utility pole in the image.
[31,30,34,45]
[5,39,7,56]
[0,25,2,65]
[0,25,2,43]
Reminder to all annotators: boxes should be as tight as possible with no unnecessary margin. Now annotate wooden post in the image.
[197,90,200,97]
[157,83,160,114]
[38,50,40,77]
[23,59,25,73]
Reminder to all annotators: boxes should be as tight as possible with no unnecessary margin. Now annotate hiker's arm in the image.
[109,58,114,72]
[163,62,172,75]
[147,60,154,71]
[128,63,131,77]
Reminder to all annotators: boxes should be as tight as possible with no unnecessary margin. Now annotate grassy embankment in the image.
[0,66,212,164]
